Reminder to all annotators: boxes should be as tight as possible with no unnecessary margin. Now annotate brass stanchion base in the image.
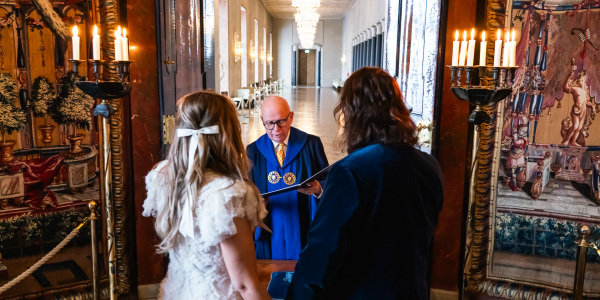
[573,225,591,300]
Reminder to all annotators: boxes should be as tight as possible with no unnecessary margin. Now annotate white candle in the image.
[92,25,100,60]
[502,31,510,67]
[466,28,476,66]
[121,28,129,61]
[494,29,502,67]
[71,26,80,60]
[509,29,517,67]
[459,30,468,66]
[114,26,123,61]
[452,30,460,66]
[480,31,487,66]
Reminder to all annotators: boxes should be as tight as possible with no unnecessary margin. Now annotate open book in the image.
[261,164,333,197]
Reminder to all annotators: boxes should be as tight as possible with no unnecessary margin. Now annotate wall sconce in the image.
[250,40,256,63]
[341,54,347,64]
[260,47,266,61]
[267,52,273,64]
[234,32,242,62]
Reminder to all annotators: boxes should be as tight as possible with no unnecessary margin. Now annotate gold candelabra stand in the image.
[70,58,132,300]
[449,65,516,297]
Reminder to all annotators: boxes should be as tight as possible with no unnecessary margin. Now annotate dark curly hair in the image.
[334,67,418,153]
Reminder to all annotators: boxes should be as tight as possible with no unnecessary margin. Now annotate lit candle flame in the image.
[455,30,459,41]
[482,31,486,42]
[117,26,122,38]
[497,29,501,41]
[72,25,78,37]
[511,29,516,41]
[463,30,467,41]
[123,28,127,39]
[505,31,510,42]
[471,28,475,40]
[93,25,98,36]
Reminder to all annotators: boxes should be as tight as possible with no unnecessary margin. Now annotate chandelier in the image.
[293,1,320,48]
[292,0,320,8]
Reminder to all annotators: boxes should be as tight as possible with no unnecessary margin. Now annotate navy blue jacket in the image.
[286,143,443,300]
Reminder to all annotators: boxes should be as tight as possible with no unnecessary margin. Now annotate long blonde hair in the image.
[153,91,260,253]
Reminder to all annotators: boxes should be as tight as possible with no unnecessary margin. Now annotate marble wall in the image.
[129,0,166,287]
[430,0,476,294]
[214,0,274,95]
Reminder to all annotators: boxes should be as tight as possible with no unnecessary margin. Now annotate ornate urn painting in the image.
[473,0,600,298]
[0,3,105,298]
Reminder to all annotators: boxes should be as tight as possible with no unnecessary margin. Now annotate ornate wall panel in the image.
[0,2,108,298]
[464,0,600,298]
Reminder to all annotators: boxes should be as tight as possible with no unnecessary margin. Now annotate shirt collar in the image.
[271,134,290,149]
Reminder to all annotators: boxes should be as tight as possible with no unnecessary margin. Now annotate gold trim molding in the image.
[463,0,507,295]
[99,0,130,295]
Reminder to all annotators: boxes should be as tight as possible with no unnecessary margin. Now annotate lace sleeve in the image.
[196,178,267,248]
[142,161,169,218]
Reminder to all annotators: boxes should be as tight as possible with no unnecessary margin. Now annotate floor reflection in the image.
[241,87,346,164]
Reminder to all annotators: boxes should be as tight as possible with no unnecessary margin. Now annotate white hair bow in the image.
[176,125,219,238]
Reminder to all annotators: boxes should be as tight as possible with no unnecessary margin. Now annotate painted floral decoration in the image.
[26,17,46,31]
[0,208,90,259]
[0,73,26,141]
[61,13,84,27]
[50,71,94,132]
[28,76,56,118]
[0,11,15,29]
[494,212,600,263]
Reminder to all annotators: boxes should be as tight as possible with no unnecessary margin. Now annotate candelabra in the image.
[448,65,516,205]
[70,58,132,300]
[448,65,516,125]
[450,65,516,297]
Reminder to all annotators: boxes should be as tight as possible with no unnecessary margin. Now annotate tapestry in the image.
[488,0,600,296]
[0,5,102,298]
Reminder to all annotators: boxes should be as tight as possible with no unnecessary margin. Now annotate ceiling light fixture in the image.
[292,0,320,49]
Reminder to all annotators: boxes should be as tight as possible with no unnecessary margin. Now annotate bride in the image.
[143,91,271,300]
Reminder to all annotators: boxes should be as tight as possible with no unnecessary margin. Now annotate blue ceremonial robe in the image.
[247,127,329,260]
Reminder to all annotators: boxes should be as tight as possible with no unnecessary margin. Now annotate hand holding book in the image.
[297,180,322,196]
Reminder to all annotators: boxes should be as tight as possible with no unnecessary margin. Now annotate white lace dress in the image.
[142,161,268,300]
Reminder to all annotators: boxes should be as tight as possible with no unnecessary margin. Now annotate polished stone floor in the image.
[241,87,346,164]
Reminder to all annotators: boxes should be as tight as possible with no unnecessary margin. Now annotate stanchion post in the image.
[573,225,591,300]
[89,201,99,300]
[95,99,117,300]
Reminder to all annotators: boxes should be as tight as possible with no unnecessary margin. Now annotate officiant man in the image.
[247,95,329,260]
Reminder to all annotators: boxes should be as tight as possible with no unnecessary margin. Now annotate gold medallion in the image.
[283,172,296,185]
[268,171,281,184]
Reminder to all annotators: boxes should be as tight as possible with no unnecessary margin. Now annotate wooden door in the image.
[158,0,205,146]
[298,50,308,85]
[306,51,316,85]
[297,50,316,86]
[159,0,204,114]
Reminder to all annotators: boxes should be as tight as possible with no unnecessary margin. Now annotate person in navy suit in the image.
[287,67,444,299]
[247,95,329,260]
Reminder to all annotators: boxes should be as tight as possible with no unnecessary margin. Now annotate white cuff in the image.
[314,186,323,199]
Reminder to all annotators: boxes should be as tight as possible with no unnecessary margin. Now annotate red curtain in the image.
[7,155,65,210]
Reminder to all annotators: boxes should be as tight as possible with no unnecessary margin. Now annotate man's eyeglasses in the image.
[263,112,291,130]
